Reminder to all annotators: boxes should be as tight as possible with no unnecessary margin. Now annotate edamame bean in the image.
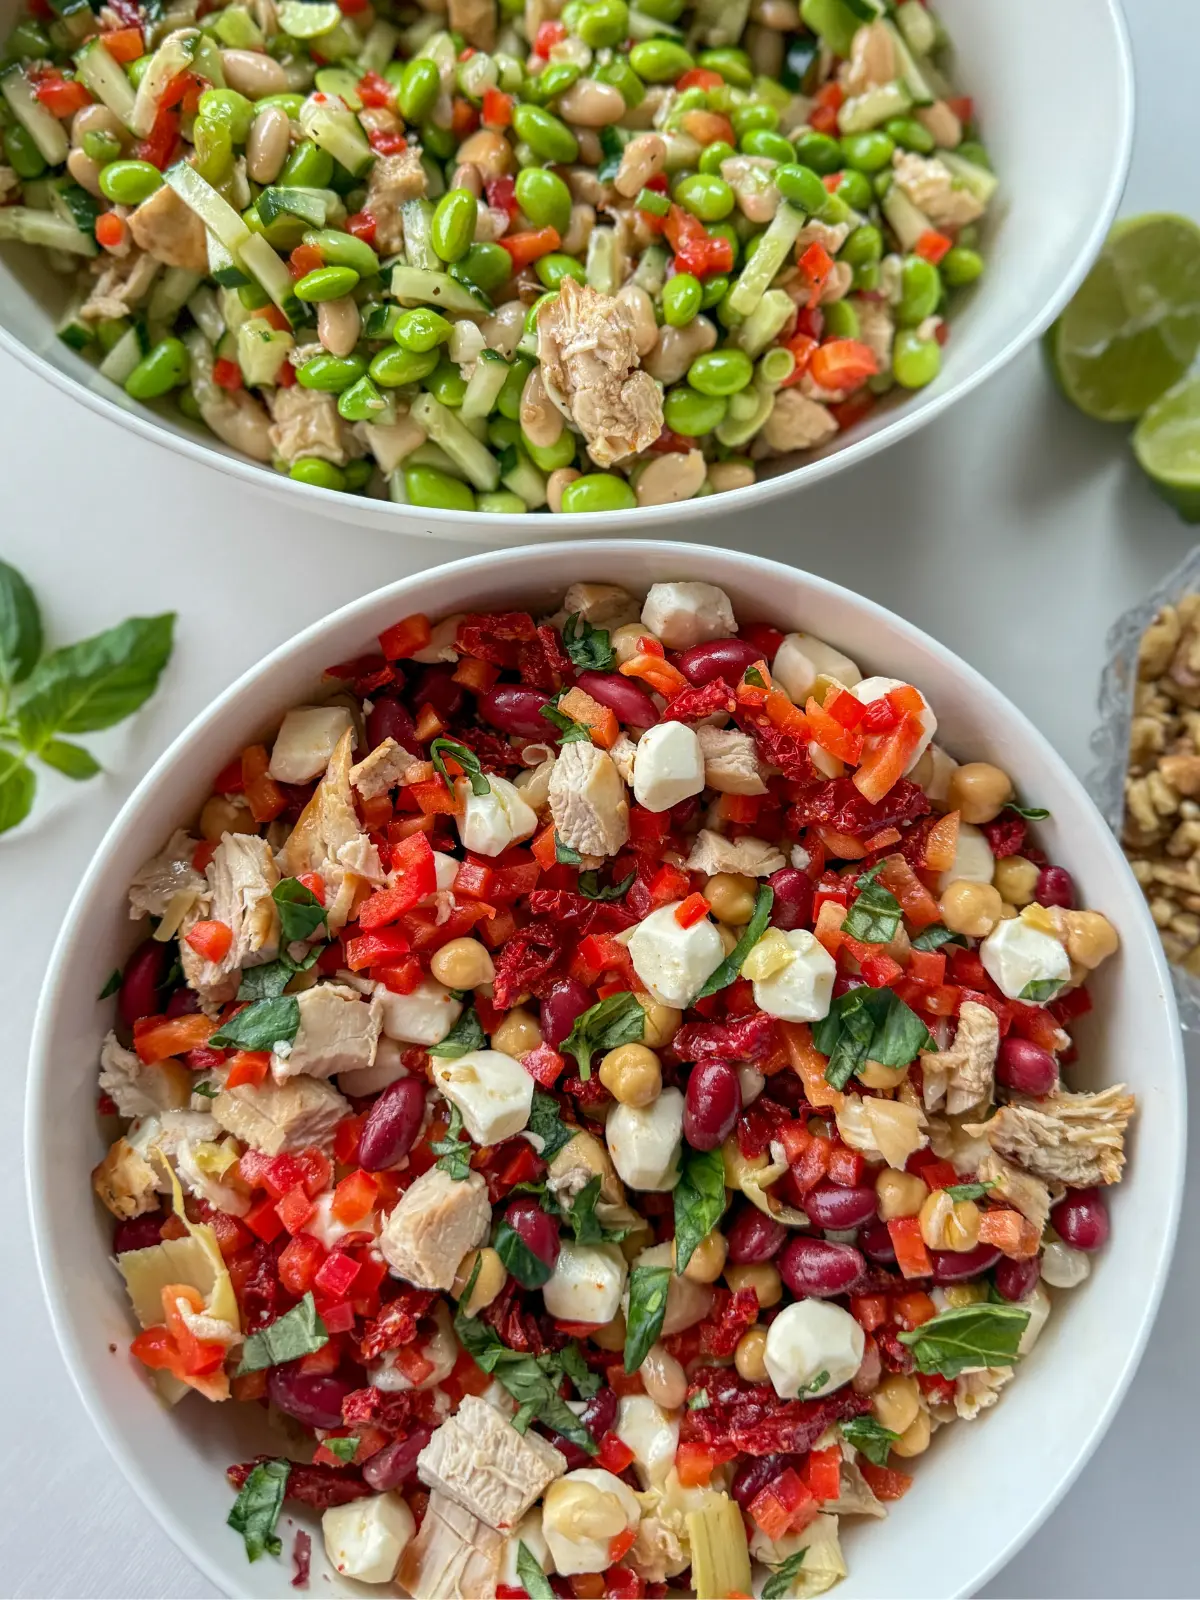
[957,141,991,169]
[840,130,894,172]
[818,191,852,225]
[474,489,524,512]
[370,345,440,386]
[281,140,334,186]
[82,129,122,165]
[700,272,729,308]
[3,124,44,179]
[426,359,469,406]
[576,0,629,48]
[496,355,534,419]
[892,329,941,388]
[872,170,892,198]
[523,428,576,471]
[124,336,189,401]
[399,57,441,122]
[663,272,702,327]
[834,168,872,211]
[636,0,683,19]
[343,458,374,491]
[512,104,578,163]
[535,252,586,288]
[629,39,693,83]
[197,87,254,142]
[687,347,753,396]
[792,130,842,174]
[896,254,941,327]
[672,87,709,116]
[942,246,984,287]
[884,116,935,154]
[452,242,513,293]
[337,375,388,421]
[822,299,860,339]
[674,172,734,222]
[854,263,881,291]
[663,384,727,434]
[560,473,637,512]
[741,128,793,163]
[294,265,360,302]
[303,227,380,277]
[595,58,644,108]
[404,464,476,510]
[774,162,827,213]
[255,93,305,118]
[127,55,152,89]
[524,292,557,332]
[731,100,778,137]
[488,414,521,449]
[297,352,367,392]
[421,120,456,160]
[394,307,453,352]
[98,159,162,205]
[237,281,271,310]
[527,62,580,103]
[698,47,753,87]
[698,140,736,177]
[290,457,347,490]
[515,167,572,234]
[841,223,883,267]
[431,187,478,263]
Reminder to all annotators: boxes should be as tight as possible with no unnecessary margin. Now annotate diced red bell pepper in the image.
[805,696,863,765]
[676,65,723,90]
[533,17,566,52]
[95,212,127,250]
[101,25,144,61]
[675,1441,721,1488]
[826,1143,863,1187]
[135,102,180,169]
[521,1043,566,1087]
[891,1289,937,1330]
[314,1250,362,1300]
[597,1431,636,1474]
[241,743,287,824]
[345,210,377,247]
[344,927,412,971]
[276,1183,316,1236]
[372,957,424,994]
[799,240,834,308]
[858,1461,914,1500]
[854,716,926,804]
[31,69,91,118]
[279,1233,326,1295]
[810,338,878,392]
[314,1297,357,1335]
[915,228,953,265]
[454,857,497,902]
[332,1169,378,1223]
[499,226,561,271]
[368,127,408,155]
[333,1114,366,1167]
[133,1012,216,1064]
[244,1196,284,1243]
[850,1293,889,1332]
[908,948,947,984]
[225,1050,271,1089]
[481,85,513,126]
[379,613,432,659]
[803,1445,843,1504]
[183,918,233,963]
[887,1216,933,1279]
[356,68,393,106]
[357,835,436,927]
[918,1159,960,1191]
[212,356,242,391]
[675,891,710,928]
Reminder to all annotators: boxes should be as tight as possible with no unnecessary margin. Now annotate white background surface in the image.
[1,1,1197,1594]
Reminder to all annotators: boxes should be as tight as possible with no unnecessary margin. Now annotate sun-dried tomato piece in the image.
[491,918,566,1007]
[673,1012,778,1063]
[697,1287,760,1357]
[738,712,817,782]
[479,1279,565,1354]
[735,1096,791,1159]
[559,1073,613,1108]
[526,889,600,924]
[876,1326,916,1374]
[357,1289,437,1362]
[238,1240,283,1332]
[786,775,930,838]
[662,678,736,722]
[456,611,538,669]
[227,1459,372,1510]
[342,1385,443,1434]
[450,725,521,773]
[292,1530,312,1590]
[518,623,574,691]
[980,812,1026,859]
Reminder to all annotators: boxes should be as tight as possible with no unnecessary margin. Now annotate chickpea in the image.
[1063,910,1119,970]
[943,1282,987,1309]
[599,1043,662,1107]
[918,1188,981,1252]
[619,1223,655,1262]
[722,1135,767,1189]
[703,872,758,925]
[875,1168,928,1221]
[612,622,657,666]
[430,937,495,989]
[947,762,1015,825]
[890,1407,932,1458]
[199,794,257,841]
[640,1342,688,1408]
[724,1261,782,1308]
[734,1325,769,1382]
[939,879,1004,938]
[858,1059,908,1090]
[591,1311,626,1351]
[640,1001,682,1050]
[993,855,1039,907]
[677,1229,727,1284]
[451,1246,505,1315]
[871,1372,920,1435]
[716,923,740,956]
[491,1006,542,1058]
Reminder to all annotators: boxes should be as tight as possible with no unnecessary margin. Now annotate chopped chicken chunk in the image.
[127,182,208,271]
[93,1136,159,1219]
[268,385,359,468]
[560,583,640,629]
[81,248,159,322]
[365,148,428,257]
[920,1000,997,1117]
[856,297,895,374]
[695,726,768,795]
[99,1032,192,1118]
[281,729,384,931]
[548,741,630,857]
[448,0,496,49]
[418,1396,566,1532]
[954,1366,1013,1421]
[272,982,383,1080]
[685,828,785,878]
[976,1150,1053,1234]
[762,388,838,453]
[211,1074,349,1155]
[964,1085,1136,1187]
[629,1508,688,1583]
[609,732,637,786]
[396,1489,504,1600]
[379,1166,491,1290]
[828,1450,887,1520]
[180,832,281,1004]
[892,150,985,230]
[536,277,663,468]
[128,829,206,920]
[350,737,423,800]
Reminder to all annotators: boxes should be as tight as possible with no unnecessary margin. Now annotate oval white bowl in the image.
[28,540,1182,1599]
[0,0,1132,543]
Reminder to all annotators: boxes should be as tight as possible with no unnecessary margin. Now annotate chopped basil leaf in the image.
[813,986,934,1090]
[558,1173,631,1245]
[517,1542,557,1600]
[561,612,615,673]
[272,877,327,944]
[556,834,584,866]
[1007,803,1050,821]
[687,1389,710,1410]
[193,1080,219,1098]
[429,1005,487,1059]
[673,1147,727,1273]
[744,666,766,689]
[431,1103,473,1180]
[578,869,635,902]
[236,1293,328,1375]
[1020,978,1063,1003]
[624,1264,671,1374]
[540,702,592,745]
[909,924,965,952]
[697,884,774,997]
[452,1299,598,1452]
[943,1181,995,1202]
[494,1217,554,1289]
[211,994,301,1053]
[97,968,121,999]
[897,1302,1031,1378]
[842,863,903,945]
[797,1370,830,1396]
[227,1459,289,1562]
[562,991,645,1081]
[557,1339,601,1398]
[430,736,490,797]
[840,1414,900,1468]
[324,1436,359,1464]
[528,1091,577,1161]
[762,1547,808,1600]
[237,945,321,1001]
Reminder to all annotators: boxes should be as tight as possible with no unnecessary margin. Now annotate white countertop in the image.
[3,1,1198,1594]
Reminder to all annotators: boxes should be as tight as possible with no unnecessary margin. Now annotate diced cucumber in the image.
[358,18,399,74]
[211,5,264,48]
[299,93,374,179]
[73,37,138,128]
[500,444,547,508]
[51,0,96,50]
[239,232,301,321]
[236,317,294,385]
[0,65,69,166]
[148,265,203,330]
[130,28,198,138]
[406,440,465,476]
[165,160,251,254]
[278,1,342,37]
[690,0,750,48]
[838,79,912,133]
[799,0,878,59]
[390,264,492,317]
[585,226,620,295]
[208,231,250,286]
[631,243,669,296]
[50,178,100,237]
[313,67,362,109]
[187,284,225,343]
[0,205,97,254]
[715,382,774,448]
[627,8,683,39]
[940,150,1000,207]
[727,201,805,317]
[896,0,937,59]
[732,288,793,358]
[410,392,501,490]
[258,186,328,227]
[516,327,538,360]
[20,180,54,213]
[881,185,932,252]
[215,327,238,364]
[98,321,149,384]
[362,302,400,340]
[56,301,93,350]
[460,348,509,419]
[400,198,437,270]
[219,285,254,332]
[883,19,935,106]
[191,33,226,89]
[387,467,409,503]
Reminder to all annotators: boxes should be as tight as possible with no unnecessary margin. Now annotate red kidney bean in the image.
[731,1453,800,1509]
[165,985,202,1017]
[575,670,658,728]
[677,637,763,687]
[366,694,420,756]
[551,1387,618,1469]
[540,978,594,1049]
[358,1077,427,1171]
[779,1237,865,1298]
[1050,1187,1110,1251]
[726,1205,788,1263]
[996,1036,1059,1096]
[267,1366,356,1430]
[479,684,553,739]
[994,1255,1041,1302]
[767,867,814,932]
[683,1059,742,1151]
[113,1211,166,1253]
[413,664,465,722]
[803,1182,878,1230]
[362,1426,434,1491]
[506,1198,560,1270]
[859,1219,897,1265]
[118,939,168,1028]
[1035,865,1076,910]
[851,1332,882,1394]
[930,1243,1001,1284]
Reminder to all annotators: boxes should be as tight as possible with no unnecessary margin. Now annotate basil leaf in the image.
[673,1147,726,1273]
[697,884,774,997]
[910,923,965,952]
[430,736,490,797]
[211,995,301,1053]
[528,1091,577,1161]
[897,1303,1030,1378]
[540,702,592,745]
[556,834,584,866]
[272,878,327,944]
[797,1370,830,1396]
[15,612,175,748]
[943,1181,994,1202]
[561,613,615,673]
[517,1542,557,1600]
[564,1173,604,1244]
[840,1415,899,1468]
[562,991,645,1081]
[578,869,635,902]
[432,1103,473,1180]
[236,1293,329,1375]
[193,1081,220,1099]
[1007,803,1050,821]
[744,665,767,689]
[813,987,934,1091]
[98,969,121,1000]
[871,990,936,1067]
[324,1436,359,1464]
[237,947,321,1002]
[843,863,902,944]
[227,1459,289,1562]
[429,1005,487,1059]
[557,1339,601,1398]
[0,751,35,835]
[1020,978,1063,1003]
[39,737,101,780]
[494,1217,554,1289]
[0,559,42,687]
[687,1390,710,1410]
[762,1547,807,1600]
[452,1304,598,1452]
[624,1264,671,1373]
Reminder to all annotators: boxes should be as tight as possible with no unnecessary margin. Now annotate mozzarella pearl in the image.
[376,976,462,1046]
[431,1049,534,1145]
[764,1299,865,1399]
[269,706,356,783]
[633,721,706,814]
[606,1087,684,1191]
[640,582,736,650]
[772,632,862,702]
[542,1241,628,1324]
[628,903,724,1008]
[851,675,937,772]
[457,774,538,857]
[542,1469,641,1576]
[750,928,837,1022]
[936,821,995,894]
[615,1394,681,1488]
[979,916,1070,1002]
[322,1493,415,1584]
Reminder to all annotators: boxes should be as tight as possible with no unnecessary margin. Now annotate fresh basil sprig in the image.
[430,736,490,796]
[431,1103,473,1180]
[557,1173,631,1245]
[494,1216,554,1289]
[897,1302,1030,1378]
[762,1548,808,1600]
[429,1005,487,1059]
[561,612,615,672]
[97,969,121,1000]
[943,1181,994,1202]
[211,995,301,1053]
[673,1148,726,1273]
[697,884,774,997]
[1020,978,1063,1004]
[910,923,965,952]
[227,1459,290,1562]
[812,985,934,1090]
[236,1292,328,1375]
[556,834,584,866]
[840,1414,900,1467]
[562,991,645,1081]
[272,878,327,944]
[1007,802,1050,821]
[624,1264,671,1373]
[237,946,321,1001]
[842,863,902,945]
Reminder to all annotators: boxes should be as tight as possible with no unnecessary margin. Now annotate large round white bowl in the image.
[28,541,1181,1599]
[0,0,1131,543]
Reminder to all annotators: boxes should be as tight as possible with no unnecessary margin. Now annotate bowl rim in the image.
[26,534,1181,1600]
[0,0,1134,544]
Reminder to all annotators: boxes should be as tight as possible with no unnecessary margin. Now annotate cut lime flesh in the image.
[1134,375,1200,521]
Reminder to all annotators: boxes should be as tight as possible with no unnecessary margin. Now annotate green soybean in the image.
[663,384,727,435]
[884,116,935,154]
[343,458,374,490]
[834,168,872,211]
[839,130,895,173]
[523,428,576,471]
[290,457,347,490]
[237,281,271,310]
[629,39,693,83]
[635,0,683,19]
[853,263,881,291]
[515,167,572,234]
[294,265,360,302]
[662,272,702,327]
[127,55,152,89]
[452,242,513,293]
[526,63,580,103]
[496,355,534,419]
[535,252,586,288]
[892,329,941,389]
[337,374,388,421]
[560,473,637,513]
[398,57,441,123]
[700,272,729,309]
[672,88,709,116]
[421,120,457,160]
[488,414,521,450]
[524,292,557,332]
[576,0,629,47]
[394,307,453,352]
[370,345,440,386]
[841,223,883,267]
[741,128,793,163]
[512,103,578,163]
[476,490,527,512]
[818,191,853,226]
[872,170,893,199]
[594,58,644,108]
[256,92,305,117]
[774,163,828,214]
[426,359,468,406]
[281,140,334,187]
[98,159,162,205]
[124,337,189,401]
[957,141,991,170]
[942,246,984,287]
[698,47,753,87]
[197,87,254,142]
[297,352,367,392]
[3,124,44,179]
[431,187,478,264]
[303,227,380,277]
[405,464,476,510]
[792,130,842,174]
[896,254,941,327]
[687,347,753,396]
[822,299,860,339]
[698,140,736,177]
[731,100,778,137]
[674,172,734,223]
[82,129,122,165]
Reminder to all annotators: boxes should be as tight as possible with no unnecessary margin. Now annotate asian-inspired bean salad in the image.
[0,0,994,513]
[91,580,1131,1598]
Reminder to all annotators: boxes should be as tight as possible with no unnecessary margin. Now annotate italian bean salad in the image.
[91,580,1133,1597]
[0,0,994,512]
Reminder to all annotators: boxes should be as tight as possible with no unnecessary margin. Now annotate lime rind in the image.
[1134,375,1200,521]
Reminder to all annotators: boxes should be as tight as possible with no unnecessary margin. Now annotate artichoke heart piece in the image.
[687,1493,752,1600]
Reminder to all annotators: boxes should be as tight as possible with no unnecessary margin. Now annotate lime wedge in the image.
[1048,213,1200,422]
[1133,376,1200,520]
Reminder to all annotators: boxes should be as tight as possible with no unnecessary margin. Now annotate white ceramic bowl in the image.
[28,541,1181,1599]
[0,0,1132,544]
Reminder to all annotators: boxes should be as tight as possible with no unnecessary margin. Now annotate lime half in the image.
[1133,376,1200,521]
[1048,213,1200,422]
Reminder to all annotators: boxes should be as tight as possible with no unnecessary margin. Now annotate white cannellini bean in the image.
[615,283,656,356]
[613,133,665,198]
[246,103,291,183]
[644,316,717,385]
[219,48,288,98]
[636,449,706,507]
[481,300,527,358]
[455,127,514,178]
[520,365,564,448]
[70,102,127,149]
[547,467,580,513]
[317,297,361,358]
[451,160,484,197]
[561,202,595,258]
[707,460,755,493]
[66,147,104,198]
[557,78,626,127]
